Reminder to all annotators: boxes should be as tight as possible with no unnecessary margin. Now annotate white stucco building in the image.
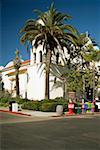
[0,45,64,100]
[0,37,100,100]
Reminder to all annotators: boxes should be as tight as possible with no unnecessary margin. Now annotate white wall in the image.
[27,64,45,100]
[49,75,63,99]
[19,73,27,98]
[2,69,15,93]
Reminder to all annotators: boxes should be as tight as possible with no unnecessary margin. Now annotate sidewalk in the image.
[0,107,100,118]
[0,107,57,117]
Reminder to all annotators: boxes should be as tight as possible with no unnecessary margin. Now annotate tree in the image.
[50,33,100,100]
[50,63,83,99]
[20,3,77,99]
[73,32,100,100]
[0,71,4,91]
[83,49,100,100]
[13,50,21,97]
[70,32,99,99]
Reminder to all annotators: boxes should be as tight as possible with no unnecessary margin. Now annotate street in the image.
[0,112,100,150]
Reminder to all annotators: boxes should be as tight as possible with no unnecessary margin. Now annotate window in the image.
[39,51,42,62]
[54,77,56,83]
[34,52,36,63]
[56,53,59,64]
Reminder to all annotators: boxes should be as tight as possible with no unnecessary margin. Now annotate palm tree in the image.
[50,33,100,100]
[83,49,100,100]
[70,32,98,99]
[13,50,21,97]
[20,3,77,99]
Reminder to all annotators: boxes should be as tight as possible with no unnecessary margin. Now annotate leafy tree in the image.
[50,63,83,99]
[50,33,100,100]
[83,49,100,100]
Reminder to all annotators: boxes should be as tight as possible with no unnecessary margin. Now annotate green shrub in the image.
[41,99,52,103]
[40,98,68,112]
[41,102,57,112]
[20,98,68,112]
[21,101,40,111]
[12,97,29,104]
[0,97,11,103]
[0,103,8,107]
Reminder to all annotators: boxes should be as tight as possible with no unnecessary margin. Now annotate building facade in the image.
[0,40,100,100]
[0,46,63,100]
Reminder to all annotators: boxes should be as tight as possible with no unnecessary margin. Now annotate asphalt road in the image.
[0,112,100,150]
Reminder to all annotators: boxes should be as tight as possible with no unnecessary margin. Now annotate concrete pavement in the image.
[1,114,100,150]
[0,106,100,119]
[0,107,58,117]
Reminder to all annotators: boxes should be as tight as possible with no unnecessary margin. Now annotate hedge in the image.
[0,97,11,103]
[40,102,58,112]
[22,98,68,112]
[21,101,41,111]
[0,95,68,112]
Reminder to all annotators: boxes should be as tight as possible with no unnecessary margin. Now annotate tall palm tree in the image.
[13,50,21,97]
[72,32,99,68]
[50,33,100,100]
[20,3,77,99]
[70,32,98,99]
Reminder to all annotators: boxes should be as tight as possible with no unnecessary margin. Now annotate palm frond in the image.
[51,80,63,91]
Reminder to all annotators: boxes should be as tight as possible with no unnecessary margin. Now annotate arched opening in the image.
[39,51,42,62]
[56,52,59,64]
[33,52,36,63]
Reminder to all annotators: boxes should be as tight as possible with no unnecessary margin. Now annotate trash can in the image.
[9,101,18,112]
[56,105,63,116]
[9,101,15,111]
[12,103,18,112]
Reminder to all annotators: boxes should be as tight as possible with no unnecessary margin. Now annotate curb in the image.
[52,112,100,118]
[0,109,31,116]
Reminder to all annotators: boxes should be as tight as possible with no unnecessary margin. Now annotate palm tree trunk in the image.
[45,69,49,99]
[63,83,65,99]
[63,81,67,100]
[16,69,19,97]
[45,50,52,99]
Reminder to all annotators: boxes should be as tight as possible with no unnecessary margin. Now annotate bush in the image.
[0,94,29,108]
[0,94,68,112]
[0,91,11,106]
[40,97,68,112]
[0,103,8,107]
[12,97,29,104]
[0,97,11,103]
[21,101,40,111]
[41,102,57,112]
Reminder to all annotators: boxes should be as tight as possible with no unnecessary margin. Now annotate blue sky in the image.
[1,0,100,66]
